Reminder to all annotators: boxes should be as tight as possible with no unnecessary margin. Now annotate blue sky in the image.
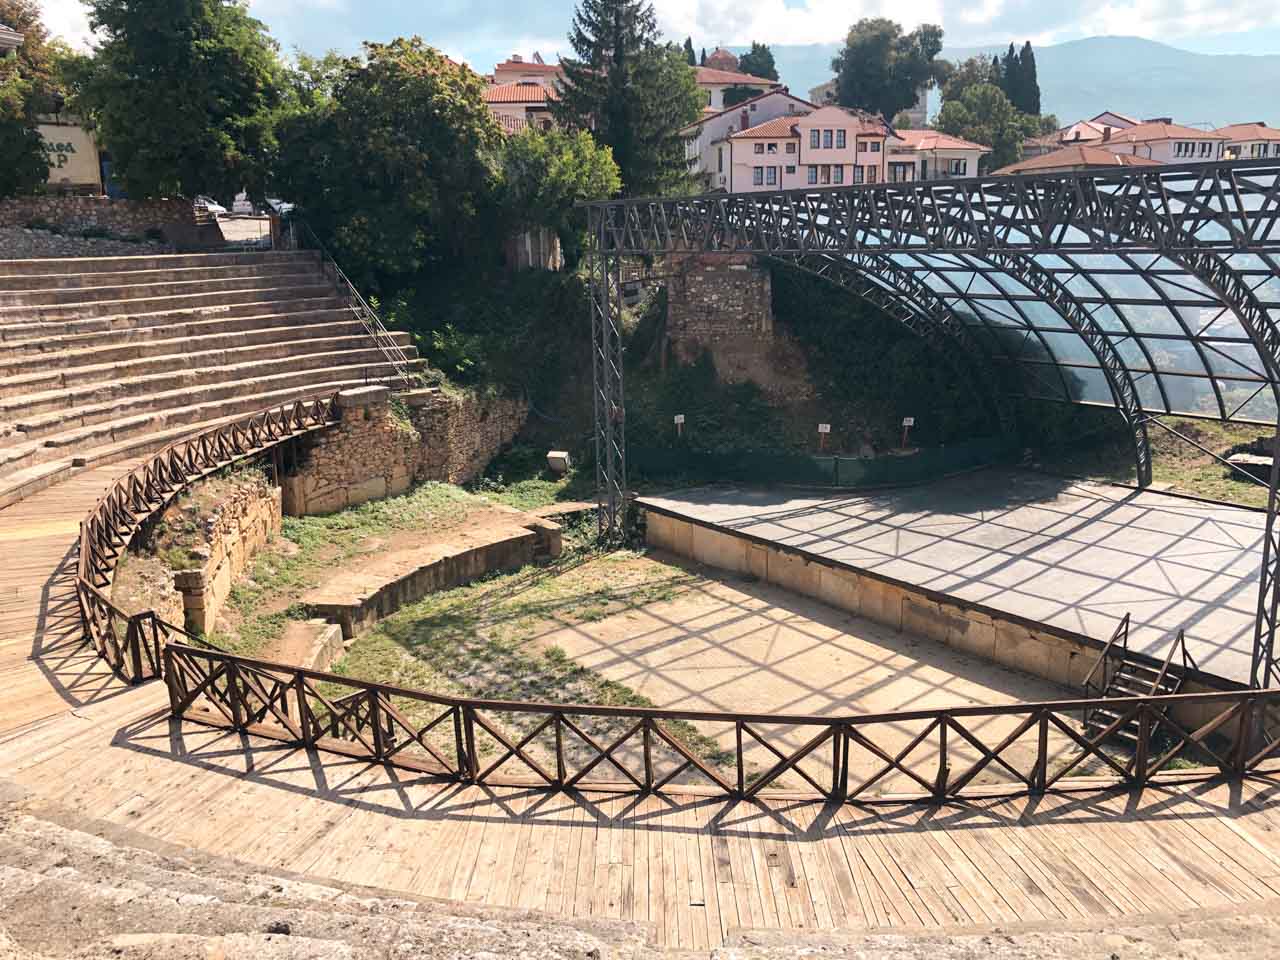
[37,0,1280,68]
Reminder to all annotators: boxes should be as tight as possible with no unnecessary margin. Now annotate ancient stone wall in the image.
[0,196,195,239]
[172,483,283,635]
[665,253,812,401]
[0,226,173,260]
[281,385,528,516]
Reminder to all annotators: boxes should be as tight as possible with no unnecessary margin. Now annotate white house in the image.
[483,81,556,134]
[0,21,21,56]
[683,89,816,191]
[886,129,990,181]
[1215,122,1280,160]
[693,65,782,113]
[1097,119,1227,163]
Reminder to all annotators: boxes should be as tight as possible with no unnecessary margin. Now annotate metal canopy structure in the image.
[584,160,1280,690]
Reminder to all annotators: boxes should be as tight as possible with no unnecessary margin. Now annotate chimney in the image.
[741,109,749,130]
[510,54,523,63]
[1103,127,1111,142]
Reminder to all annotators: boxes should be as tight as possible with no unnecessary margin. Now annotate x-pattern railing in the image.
[76,394,341,683]
[165,642,1280,803]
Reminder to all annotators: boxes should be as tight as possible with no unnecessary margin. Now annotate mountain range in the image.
[748,36,1280,128]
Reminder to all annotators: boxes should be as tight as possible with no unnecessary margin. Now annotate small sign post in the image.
[901,416,915,448]
[817,422,831,451]
[674,413,685,438]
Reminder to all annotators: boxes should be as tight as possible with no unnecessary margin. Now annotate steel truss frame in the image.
[585,161,1280,687]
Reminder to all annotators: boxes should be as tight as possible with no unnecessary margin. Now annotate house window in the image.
[819,164,831,184]
[870,141,881,153]
[857,141,868,153]
[822,129,832,149]
[1274,144,1280,157]
[1201,141,1211,157]
[807,165,818,185]
[949,158,967,176]
[866,165,877,183]
[854,165,864,184]
[832,165,844,184]
[706,90,713,106]
[889,162,914,183]
[753,166,764,186]
[766,142,777,154]
[749,102,758,111]
[785,142,796,154]
[836,130,846,149]
[766,166,777,186]
[717,147,723,173]
[810,129,820,149]
[754,143,765,155]
[785,165,796,174]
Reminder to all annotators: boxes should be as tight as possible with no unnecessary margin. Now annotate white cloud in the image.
[38,0,95,49]
[651,0,944,48]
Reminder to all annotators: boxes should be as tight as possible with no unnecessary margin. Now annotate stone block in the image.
[767,549,820,598]
[690,524,750,574]
[347,476,386,507]
[858,577,904,632]
[336,384,391,410]
[816,565,859,614]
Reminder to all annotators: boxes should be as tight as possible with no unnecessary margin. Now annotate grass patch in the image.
[469,442,594,511]
[207,481,487,656]
[330,548,737,775]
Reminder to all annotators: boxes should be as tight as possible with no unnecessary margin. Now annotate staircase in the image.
[0,250,423,506]
[1082,614,1198,748]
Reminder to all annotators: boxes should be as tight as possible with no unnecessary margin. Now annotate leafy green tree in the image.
[77,0,287,200]
[722,84,766,107]
[551,0,700,196]
[940,55,1000,104]
[737,42,778,81]
[500,127,620,235]
[831,18,945,120]
[275,38,503,287]
[935,82,1039,171]
[682,37,695,66]
[0,0,65,197]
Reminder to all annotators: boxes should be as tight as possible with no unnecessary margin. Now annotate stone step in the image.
[0,331,399,407]
[0,296,349,346]
[0,282,337,323]
[1,341,417,424]
[0,269,328,308]
[0,259,323,292]
[0,249,319,277]
[0,370,420,482]
[0,317,381,378]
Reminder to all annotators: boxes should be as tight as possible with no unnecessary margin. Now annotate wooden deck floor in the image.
[5,464,1280,947]
[3,687,1280,949]
[0,461,144,736]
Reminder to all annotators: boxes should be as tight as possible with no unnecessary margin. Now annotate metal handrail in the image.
[290,219,415,389]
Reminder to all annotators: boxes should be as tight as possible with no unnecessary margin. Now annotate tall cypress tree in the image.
[1018,41,1041,115]
[550,0,700,195]
[700,47,707,66]
[682,36,696,66]
[990,54,1002,89]
[1000,42,1020,108]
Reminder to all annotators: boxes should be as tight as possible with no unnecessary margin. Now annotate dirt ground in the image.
[525,552,1081,795]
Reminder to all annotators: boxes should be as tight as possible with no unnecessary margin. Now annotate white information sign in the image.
[674,414,686,425]
[817,423,831,434]
[902,416,916,427]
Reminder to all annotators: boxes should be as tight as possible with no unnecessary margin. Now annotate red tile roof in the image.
[694,65,780,87]
[1214,122,1280,142]
[729,115,804,139]
[483,81,558,104]
[680,89,816,132]
[992,145,1163,176]
[893,129,990,152]
[1106,120,1227,144]
[493,58,562,74]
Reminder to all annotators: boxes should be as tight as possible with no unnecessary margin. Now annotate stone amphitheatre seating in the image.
[0,250,421,506]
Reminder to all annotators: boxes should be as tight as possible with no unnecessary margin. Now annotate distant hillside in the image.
[747,36,1280,127]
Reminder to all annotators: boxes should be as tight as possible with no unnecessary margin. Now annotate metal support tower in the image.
[588,209,627,535]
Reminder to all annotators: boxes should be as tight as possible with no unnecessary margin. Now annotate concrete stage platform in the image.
[639,469,1265,686]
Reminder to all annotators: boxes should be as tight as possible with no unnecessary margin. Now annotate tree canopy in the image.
[831,18,945,121]
[500,127,620,236]
[274,38,504,286]
[935,82,1040,171]
[0,0,66,197]
[551,0,701,196]
[737,42,778,81]
[77,0,287,200]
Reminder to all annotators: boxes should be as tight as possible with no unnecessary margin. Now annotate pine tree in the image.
[1018,41,1040,115]
[990,54,1002,88]
[682,36,696,66]
[1000,42,1020,107]
[550,0,701,195]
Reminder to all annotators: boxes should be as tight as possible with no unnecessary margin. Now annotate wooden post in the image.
[369,690,385,761]
[735,722,745,797]
[830,726,844,800]
[1233,696,1256,776]
[1033,711,1049,793]
[643,718,654,792]
[453,707,466,779]
[554,714,565,787]
[294,672,310,744]
[227,661,244,729]
[1134,707,1150,788]
[934,719,949,802]
[463,706,479,781]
